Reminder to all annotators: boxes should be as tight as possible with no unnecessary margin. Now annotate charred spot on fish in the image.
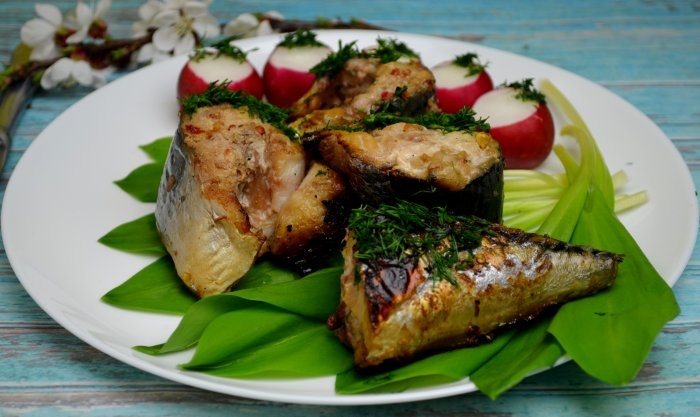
[364,257,416,322]
[286,224,293,232]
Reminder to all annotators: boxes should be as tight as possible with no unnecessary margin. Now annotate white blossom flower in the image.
[133,0,219,62]
[40,57,111,89]
[20,3,64,60]
[65,0,112,44]
[223,11,283,38]
[132,0,166,37]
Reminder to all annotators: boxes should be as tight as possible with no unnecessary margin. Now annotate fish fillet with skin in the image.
[156,103,306,297]
[309,122,504,222]
[328,202,622,368]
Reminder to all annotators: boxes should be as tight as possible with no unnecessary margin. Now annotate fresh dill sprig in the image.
[310,37,420,78]
[504,78,547,104]
[180,84,298,140]
[348,200,492,284]
[277,29,325,48]
[362,107,490,133]
[367,38,419,63]
[309,41,360,77]
[452,52,487,77]
[191,37,251,62]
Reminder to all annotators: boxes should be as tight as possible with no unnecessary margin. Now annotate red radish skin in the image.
[473,86,555,169]
[177,55,263,100]
[263,45,331,108]
[433,61,493,113]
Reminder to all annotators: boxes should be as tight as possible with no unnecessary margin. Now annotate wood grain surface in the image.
[1,1,698,416]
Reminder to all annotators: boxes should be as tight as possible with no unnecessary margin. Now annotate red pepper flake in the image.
[255,125,266,135]
[380,91,391,100]
[184,124,204,134]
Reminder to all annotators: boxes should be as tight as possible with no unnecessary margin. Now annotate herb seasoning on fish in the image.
[331,200,622,368]
[348,200,492,284]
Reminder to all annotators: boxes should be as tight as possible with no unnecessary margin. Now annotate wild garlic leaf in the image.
[101,256,196,314]
[549,185,679,385]
[188,314,353,378]
[470,319,564,399]
[135,294,255,356]
[98,212,165,256]
[230,266,343,321]
[182,306,322,369]
[139,136,172,165]
[113,162,163,203]
[234,259,300,290]
[336,330,515,394]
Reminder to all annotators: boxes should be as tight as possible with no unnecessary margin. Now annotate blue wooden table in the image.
[1,1,698,416]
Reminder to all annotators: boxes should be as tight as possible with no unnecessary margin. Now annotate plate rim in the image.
[2,29,698,405]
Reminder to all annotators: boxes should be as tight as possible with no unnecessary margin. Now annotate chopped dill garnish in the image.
[368,38,419,63]
[504,78,547,104]
[362,107,490,133]
[277,29,325,48]
[348,200,492,284]
[191,37,250,62]
[452,52,487,77]
[309,41,360,77]
[180,84,299,140]
[309,37,420,78]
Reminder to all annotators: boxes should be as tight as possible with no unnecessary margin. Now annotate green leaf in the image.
[135,294,254,355]
[548,186,680,385]
[101,256,196,314]
[182,305,335,370]
[230,266,343,321]
[139,136,172,165]
[97,213,165,256]
[336,330,514,394]
[114,162,163,203]
[235,259,300,290]
[470,319,565,399]
[192,317,354,378]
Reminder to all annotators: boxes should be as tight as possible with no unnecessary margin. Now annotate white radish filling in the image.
[268,46,331,72]
[472,87,538,127]
[432,61,480,88]
[189,55,253,82]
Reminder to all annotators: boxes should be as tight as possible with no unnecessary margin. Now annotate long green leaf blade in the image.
[101,256,196,314]
[470,319,564,399]
[336,330,514,394]
[548,186,679,384]
[98,212,165,256]
[114,162,163,203]
[139,136,172,164]
[197,320,353,378]
[230,266,343,321]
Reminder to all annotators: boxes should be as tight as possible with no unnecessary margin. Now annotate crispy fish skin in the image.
[156,104,305,297]
[269,161,352,273]
[311,122,504,222]
[330,224,622,368]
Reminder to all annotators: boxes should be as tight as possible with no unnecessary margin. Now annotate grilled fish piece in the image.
[328,202,622,368]
[289,57,438,135]
[309,122,504,222]
[156,102,306,297]
[269,161,352,273]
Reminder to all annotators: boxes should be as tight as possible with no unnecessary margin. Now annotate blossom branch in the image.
[1,1,386,94]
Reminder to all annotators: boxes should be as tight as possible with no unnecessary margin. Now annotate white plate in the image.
[2,30,697,405]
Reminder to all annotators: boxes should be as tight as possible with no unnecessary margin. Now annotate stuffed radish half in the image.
[472,79,555,169]
[177,38,263,100]
[432,53,493,113]
[263,29,331,108]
